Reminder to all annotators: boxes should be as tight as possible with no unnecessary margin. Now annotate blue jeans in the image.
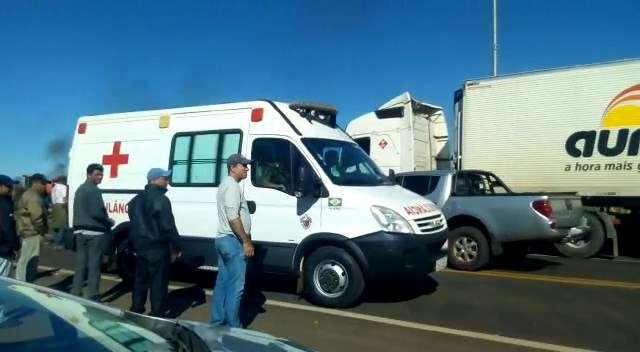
[211,235,246,328]
[53,228,65,246]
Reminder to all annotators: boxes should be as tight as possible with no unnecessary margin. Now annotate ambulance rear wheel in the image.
[116,239,136,283]
[303,246,365,308]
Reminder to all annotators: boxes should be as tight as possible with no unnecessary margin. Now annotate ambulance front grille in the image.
[413,214,447,234]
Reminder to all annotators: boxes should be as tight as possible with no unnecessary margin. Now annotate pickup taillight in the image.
[532,200,556,229]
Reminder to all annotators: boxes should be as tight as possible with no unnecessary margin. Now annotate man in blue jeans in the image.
[211,154,255,327]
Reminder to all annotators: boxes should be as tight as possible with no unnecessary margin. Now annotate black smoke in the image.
[46,137,71,177]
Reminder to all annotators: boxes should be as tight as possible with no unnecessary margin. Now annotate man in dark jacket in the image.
[0,175,20,277]
[71,164,114,300]
[128,168,182,317]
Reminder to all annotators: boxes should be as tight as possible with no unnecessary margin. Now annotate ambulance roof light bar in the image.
[289,102,337,128]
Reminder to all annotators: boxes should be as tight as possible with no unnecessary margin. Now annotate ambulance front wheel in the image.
[303,246,365,308]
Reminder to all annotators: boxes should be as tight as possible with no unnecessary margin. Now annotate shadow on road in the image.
[240,290,267,328]
[489,255,563,272]
[165,285,208,319]
[101,281,133,303]
[47,275,73,292]
[34,267,57,281]
[363,276,439,303]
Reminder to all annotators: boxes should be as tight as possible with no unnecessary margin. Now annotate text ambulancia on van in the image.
[67,101,448,307]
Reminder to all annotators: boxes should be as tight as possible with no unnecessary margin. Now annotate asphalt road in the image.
[31,244,640,352]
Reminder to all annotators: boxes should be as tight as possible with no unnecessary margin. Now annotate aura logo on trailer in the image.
[565,84,640,158]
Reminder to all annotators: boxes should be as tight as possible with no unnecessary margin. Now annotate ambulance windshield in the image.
[302,138,391,186]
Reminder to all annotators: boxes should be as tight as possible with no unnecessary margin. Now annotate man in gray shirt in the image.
[71,164,114,300]
[211,153,255,328]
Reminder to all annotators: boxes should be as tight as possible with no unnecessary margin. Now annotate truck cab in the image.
[346,92,451,173]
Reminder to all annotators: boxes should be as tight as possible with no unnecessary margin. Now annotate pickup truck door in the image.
[446,172,541,242]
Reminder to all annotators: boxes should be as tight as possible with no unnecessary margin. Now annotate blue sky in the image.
[1,0,638,177]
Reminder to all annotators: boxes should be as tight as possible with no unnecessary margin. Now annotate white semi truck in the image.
[346,92,451,174]
[454,59,640,258]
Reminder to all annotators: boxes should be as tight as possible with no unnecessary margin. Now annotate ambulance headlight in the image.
[370,206,413,234]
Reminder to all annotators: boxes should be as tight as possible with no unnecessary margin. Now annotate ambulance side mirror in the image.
[388,169,397,185]
[295,165,313,198]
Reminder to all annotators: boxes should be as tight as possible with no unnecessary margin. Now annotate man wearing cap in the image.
[15,173,49,282]
[71,164,114,300]
[128,168,182,317]
[12,178,25,204]
[211,153,255,328]
[0,175,20,277]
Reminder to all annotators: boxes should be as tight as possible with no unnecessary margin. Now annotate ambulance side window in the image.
[169,130,242,186]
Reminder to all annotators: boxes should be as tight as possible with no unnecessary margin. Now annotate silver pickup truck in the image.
[397,170,588,270]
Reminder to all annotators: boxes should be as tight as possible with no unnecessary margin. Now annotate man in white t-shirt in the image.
[50,176,68,250]
[211,153,255,328]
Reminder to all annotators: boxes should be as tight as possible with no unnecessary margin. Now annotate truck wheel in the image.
[116,239,136,283]
[303,246,365,308]
[448,227,490,271]
[555,213,605,258]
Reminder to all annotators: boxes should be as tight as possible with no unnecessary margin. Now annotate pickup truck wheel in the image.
[303,246,365,308]
[555,213,605,258]
[448,227,490,271]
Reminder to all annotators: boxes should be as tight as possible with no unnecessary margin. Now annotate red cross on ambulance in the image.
[102,141,129,178]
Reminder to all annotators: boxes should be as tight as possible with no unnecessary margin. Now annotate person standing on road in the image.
[12,178,25,204]
[128,168,182,317]
[211,153,255,328]
[50,176,68,251]
[71,164,114,301]
[0,175,20,277]
[15,173,49,282]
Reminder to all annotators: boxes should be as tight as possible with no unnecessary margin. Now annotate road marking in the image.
[261,300,596,352]
[40,266,596,352]
[442,269,640,289]
[527,254,640,264]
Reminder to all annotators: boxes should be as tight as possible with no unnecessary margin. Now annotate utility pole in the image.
[493,0,498,76]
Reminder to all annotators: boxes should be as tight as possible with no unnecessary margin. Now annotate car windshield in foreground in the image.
[302,138,391,186]
[0,281,175,352]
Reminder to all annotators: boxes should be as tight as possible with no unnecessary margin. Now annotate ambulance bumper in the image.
[349,229,448,281]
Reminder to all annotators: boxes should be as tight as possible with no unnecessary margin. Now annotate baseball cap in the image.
[30,173,50,184]
[0,175,17,189]
[227,153,253,167]
[147,168,172,182]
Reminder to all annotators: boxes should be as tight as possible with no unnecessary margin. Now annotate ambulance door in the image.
[243,136,324,274]
[163,109,250,266]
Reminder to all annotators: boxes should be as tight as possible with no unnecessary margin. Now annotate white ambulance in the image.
[67,100,448,307]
